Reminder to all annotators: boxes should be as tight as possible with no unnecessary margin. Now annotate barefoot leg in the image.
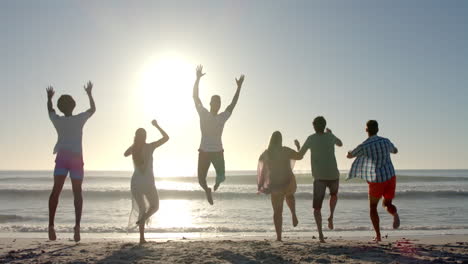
[49,175,66,241]
[71,178,83,242]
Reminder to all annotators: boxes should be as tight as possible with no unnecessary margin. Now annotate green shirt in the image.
[302,133,340,180]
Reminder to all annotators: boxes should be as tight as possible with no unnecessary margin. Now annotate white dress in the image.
[128,144,159,231]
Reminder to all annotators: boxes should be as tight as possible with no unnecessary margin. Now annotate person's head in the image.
[57,95,76,115]
[313,116,327,133]
[366,120,379,136]
[268,131,283,152]
[210,95,221,114]
[132,128,147,169]
[134,128,147,145]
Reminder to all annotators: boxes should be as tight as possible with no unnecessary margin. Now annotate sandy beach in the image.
[1,235,467,264]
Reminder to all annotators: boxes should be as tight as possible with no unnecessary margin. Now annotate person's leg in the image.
[285,194,298,227]
[368,181,385,241]
[48,174,67,241]
[327,180,339,230]
[212,152,225,191]
[70,159,84,243]
[382,176,399,229]
[71,178,83,242]
[382,199,399,229]
[197,151,213,205]
[271,192,284,241]
[141,187,160,223]
[313,180,326,242]
[132,191,147,243]
[285,177,298,227]
[369,195,381,241]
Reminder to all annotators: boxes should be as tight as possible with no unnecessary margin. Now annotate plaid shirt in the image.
[347,136,397,183]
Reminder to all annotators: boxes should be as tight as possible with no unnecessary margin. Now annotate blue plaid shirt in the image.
[347,136,397,183]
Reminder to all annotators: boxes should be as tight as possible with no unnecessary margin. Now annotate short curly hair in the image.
[57,95,76,114]
[313,116,326,133]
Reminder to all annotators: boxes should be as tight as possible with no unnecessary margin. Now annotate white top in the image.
[128,143,157,230]
[196,103,231,152]
[49,111,92,154]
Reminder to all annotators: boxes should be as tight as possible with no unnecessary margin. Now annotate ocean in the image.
[1,170,467,239]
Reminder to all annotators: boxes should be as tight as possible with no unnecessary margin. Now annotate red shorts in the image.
[367,176,396,200]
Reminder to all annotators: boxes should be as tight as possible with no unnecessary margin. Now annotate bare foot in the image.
[48,225,56,241]
[214,183,220,192]
[73,226,80,242]
[393,213,400,229]
[292,214,299,227]
[139,239,147,244]
[319,236,326,243]
[205,188,214,205]
[373,236,382,242]
[276,238,282,242]
[328,217,334,230]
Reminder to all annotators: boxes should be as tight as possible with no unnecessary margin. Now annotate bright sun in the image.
[138,53,194,123]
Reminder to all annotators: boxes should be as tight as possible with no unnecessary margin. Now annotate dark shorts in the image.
[313,179,339,210]
[198,151,225,185]
[368,176,396,200]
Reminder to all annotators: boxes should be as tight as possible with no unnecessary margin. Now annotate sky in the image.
[1,1,467,175]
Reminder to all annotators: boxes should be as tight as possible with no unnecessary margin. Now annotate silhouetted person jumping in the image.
[46,81,96,242]
[347,120,400,242]
[124,120,169,244]
[192,65,245,205]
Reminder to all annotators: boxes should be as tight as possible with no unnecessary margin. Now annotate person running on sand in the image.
[257,131,302,241]
[192,65,245,205]
[124,120,169,244]
[46,81,96,242]
[347,120,400,242]
[297,116,343,243]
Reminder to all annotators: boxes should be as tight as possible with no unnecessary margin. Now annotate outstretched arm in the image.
[347,143,363,159]
[84,81,96,115]
[193,65,205,108]
[148,120,169,149]
[225,74,245,113]
[297,138,310,159]
[46,86,55,113]
[290,140,303,160]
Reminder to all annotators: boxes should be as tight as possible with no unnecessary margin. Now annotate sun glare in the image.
[138,54,194,124]
[150,200,195,229]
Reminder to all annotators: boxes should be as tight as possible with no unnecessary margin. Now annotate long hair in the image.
[132,128,147,171]
[267,131,282,159]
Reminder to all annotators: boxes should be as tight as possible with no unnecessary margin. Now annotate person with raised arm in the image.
[193,65,245,205]
[257,131,302,241]
[297,116,343,243]
[124,120,169,244]
[46,81,96,242]
[347,120,399,242]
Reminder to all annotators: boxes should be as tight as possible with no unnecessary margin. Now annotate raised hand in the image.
[196,65,206,79]
[151,120,159,127]
[84,81,93,95]
[294,139,301,151]
[236,74,245,87]
[46,86,55,99]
